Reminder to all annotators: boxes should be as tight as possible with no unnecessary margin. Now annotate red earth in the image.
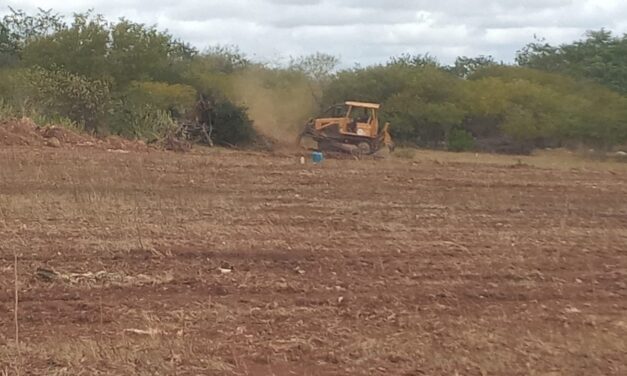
[0,145,626,375]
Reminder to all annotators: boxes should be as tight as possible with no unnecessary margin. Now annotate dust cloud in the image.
[230,70,318,143]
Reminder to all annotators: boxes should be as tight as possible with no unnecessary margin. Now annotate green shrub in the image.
[108,102,177,141]
[212,100,256,146]
[25,67,110,132]
[125,81,196,117]
[448,128,475,152]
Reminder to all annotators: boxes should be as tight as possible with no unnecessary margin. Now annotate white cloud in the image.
[2,0,626,65]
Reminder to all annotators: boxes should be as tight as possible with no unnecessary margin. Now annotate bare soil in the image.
[0,145,626,375]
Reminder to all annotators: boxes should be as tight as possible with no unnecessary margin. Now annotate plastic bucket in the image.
[311,151,324,164]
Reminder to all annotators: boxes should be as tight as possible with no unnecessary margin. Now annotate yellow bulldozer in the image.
[297,101,395,155]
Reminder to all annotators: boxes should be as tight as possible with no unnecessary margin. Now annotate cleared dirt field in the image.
[0,146,626,375]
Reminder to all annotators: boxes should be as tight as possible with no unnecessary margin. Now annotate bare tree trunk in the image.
[201,121,214,147]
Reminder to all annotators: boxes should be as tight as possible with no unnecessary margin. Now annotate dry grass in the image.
[394,147,627,172]
[1,337,234,376]
[0,146,626,375]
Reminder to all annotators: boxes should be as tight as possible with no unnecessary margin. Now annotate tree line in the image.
[1,8,626,153]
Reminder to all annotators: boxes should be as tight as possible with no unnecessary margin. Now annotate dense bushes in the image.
[1,8,626,153]
[517,30,627,95]
[322,61,627,152]
[447,129,475,152]
[25,67,110,132]
[0,9,254,145]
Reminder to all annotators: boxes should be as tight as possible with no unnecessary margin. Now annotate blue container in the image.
[311,151,324,164]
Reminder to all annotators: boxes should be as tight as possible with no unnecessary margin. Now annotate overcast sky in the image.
[3,0,626,66]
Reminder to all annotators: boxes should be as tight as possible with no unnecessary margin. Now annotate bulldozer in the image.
[297,101,394,155]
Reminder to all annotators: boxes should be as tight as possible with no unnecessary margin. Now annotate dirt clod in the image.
[46,136,61,148]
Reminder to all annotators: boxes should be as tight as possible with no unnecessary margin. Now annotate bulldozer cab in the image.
[344,101,379,137]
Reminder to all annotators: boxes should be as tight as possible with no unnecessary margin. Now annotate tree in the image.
[448,55,497,78]
[289,52,339,110]
[108,19,196,87]
[21,12,109,78]
[0,7,64,67]
[201,45,250,73]
[388,53,440,68]
[516,30,627,94]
